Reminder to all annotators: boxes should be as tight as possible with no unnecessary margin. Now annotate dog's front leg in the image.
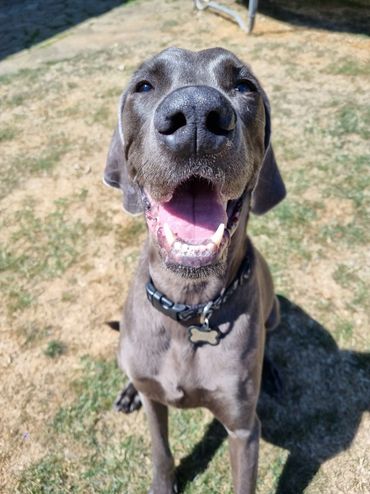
[226,415,260,494]
[141,395,176,494]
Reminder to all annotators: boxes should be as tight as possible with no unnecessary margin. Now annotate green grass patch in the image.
[90,210,113,237]
[335,319,354,341]
[322,153,370,210]
[161,19,180,30]
[329,103,370,140]
[9,200,85,279]
[91,104,112,127]
[18,357,151,493]
[250,199,319,263]
[20,356,234,493]
[61,290,78,303]
[53,357,123,443]
[325,58,370,76]
[114,218,146,249]
[319,222,367,247]
[17,455,79,494]
[17,437,150,494]
[0,66,48,87]
[6,288,33,313]
[0,125,16,142]
[0,135,71,200]
[44,340,67,358]
[17,321,53,347]
[1,197,86,313]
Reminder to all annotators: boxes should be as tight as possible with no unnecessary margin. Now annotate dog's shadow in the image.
[176,296,370,493]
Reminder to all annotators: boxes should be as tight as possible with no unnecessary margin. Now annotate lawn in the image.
[0,1,369,493]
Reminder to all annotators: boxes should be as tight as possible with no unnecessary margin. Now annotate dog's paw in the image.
[114,382,142,413]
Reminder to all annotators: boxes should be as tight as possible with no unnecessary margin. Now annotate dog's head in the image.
[104,47,285,274]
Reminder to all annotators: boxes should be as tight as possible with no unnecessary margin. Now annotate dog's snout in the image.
[206,110,236,136]
[154,86,236,156]
[156,111,187,135]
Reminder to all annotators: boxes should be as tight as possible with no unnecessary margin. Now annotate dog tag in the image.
[188,324,221,346]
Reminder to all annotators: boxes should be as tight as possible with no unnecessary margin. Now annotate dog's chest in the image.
[126,331,248,409]
[156,342,216,406]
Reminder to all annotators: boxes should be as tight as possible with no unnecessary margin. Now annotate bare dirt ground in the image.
[1,1,369,493]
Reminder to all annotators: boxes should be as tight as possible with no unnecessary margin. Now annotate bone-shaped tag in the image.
[188,325,221,346]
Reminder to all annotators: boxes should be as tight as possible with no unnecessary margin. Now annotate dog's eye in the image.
[234,80,256,93]
[135,81,154,93]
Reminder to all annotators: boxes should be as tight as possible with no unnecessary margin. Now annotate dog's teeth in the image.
[163,223,176,247]
[211,223,225,246]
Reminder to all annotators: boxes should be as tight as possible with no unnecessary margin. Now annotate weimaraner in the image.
[104,47,286,494]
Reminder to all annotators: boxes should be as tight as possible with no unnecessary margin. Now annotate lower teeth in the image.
[172,240,215,257]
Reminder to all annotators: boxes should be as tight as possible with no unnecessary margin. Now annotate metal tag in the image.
[188,302,221,345]
[188,324,221,346]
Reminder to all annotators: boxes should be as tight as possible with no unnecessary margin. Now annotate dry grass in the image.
[0,0,369,493]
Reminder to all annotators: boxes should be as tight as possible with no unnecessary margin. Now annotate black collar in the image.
[145,251,251,325]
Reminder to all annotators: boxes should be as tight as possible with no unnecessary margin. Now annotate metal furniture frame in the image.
[193,0,258,34]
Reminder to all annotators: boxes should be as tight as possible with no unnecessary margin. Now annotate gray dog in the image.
[104,47,286,494]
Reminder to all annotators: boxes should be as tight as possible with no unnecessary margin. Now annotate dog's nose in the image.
[154,86,236,156]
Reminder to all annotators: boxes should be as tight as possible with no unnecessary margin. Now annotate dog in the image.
[103,47,286,494]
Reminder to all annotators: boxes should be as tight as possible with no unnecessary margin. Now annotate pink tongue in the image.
[157,183,227,243]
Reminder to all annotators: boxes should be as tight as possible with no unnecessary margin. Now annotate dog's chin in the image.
[144,176,246,275]
[164,259,227,280]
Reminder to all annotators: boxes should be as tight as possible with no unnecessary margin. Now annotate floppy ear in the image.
[251,93,286,215]
[103,94,143,216]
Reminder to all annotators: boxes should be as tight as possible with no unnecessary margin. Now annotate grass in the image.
[90,210,113,237]
[319,222,367,246]
[44,340,67,358]
[1,0,369,492]
[325,58,370,76]
[16,302,370,493]
[0,125,16,142]
[114,218,147,249]
[9,200,85,279]
[61,290,78,303]
[18,357,233,493]
[91,105,112,127]
[330,103,370,140]
[250,198,319,264]
[6,288,34,313]
[0,136,71,200]
[17,455,77,494]
[0,196,86,314]
[18,357,151,494]
[53,358,123,441]
[0,66,48,87]
[16,322,53,348]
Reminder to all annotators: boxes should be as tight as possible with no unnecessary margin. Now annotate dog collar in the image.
[145,252,251,338]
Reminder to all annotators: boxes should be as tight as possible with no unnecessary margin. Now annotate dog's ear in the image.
[103,93,143,216]
[251,92,286,215]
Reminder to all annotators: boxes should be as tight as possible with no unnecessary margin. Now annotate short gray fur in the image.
[104,47,286,494]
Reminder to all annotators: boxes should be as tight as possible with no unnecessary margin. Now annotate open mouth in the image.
[143,177,245,268]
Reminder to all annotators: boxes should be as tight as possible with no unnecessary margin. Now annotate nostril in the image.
[206,110,236,136]
[159,112,187,135]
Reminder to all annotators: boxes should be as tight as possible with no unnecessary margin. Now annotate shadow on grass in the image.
[0,0,131,61]
[175,295,370,493]
[251,0,370,35]
[176,419,227,491]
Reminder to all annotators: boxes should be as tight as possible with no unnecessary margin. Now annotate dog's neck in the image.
[146,204,250,306]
